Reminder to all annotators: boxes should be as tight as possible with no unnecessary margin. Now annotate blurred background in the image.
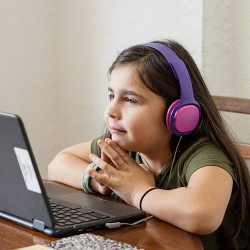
[0,0,249,178]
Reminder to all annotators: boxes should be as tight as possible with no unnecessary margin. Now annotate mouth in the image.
[109,126,127,134]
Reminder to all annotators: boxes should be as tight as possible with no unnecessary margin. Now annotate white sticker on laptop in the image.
[14,147,41,193]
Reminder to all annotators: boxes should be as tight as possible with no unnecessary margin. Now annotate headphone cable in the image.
[105,215,154,229]
[168,136,183,183]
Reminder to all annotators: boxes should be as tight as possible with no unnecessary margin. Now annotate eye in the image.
[108,94,114,101]
[125,97,137,104]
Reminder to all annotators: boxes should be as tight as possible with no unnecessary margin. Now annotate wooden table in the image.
[0,182,204,250]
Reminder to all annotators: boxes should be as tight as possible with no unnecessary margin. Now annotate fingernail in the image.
[97,139,103,145]
[89,154,94,160]
[88,169,94,176]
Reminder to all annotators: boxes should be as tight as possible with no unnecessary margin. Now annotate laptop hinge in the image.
[33,219,45,231]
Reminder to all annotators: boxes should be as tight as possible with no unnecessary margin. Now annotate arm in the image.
[89,139,233,235]
[48,141,92,189]
[48,140,112,194]
[138,166,233,235]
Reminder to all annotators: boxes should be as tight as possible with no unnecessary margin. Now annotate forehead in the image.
[109,65,152,96]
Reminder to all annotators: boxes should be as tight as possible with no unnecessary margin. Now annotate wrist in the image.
[133,186,155,209]
[81,163,101,193]
[89,169,105,193]
[90,178,99,193]
[139,187,157,210]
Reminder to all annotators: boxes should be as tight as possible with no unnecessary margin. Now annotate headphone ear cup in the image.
[166,100,200,135]
[166,100,180,131]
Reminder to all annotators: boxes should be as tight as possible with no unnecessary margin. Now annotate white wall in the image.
[0,1,57,178]
[203,0,250,147]
[0,0,203,178]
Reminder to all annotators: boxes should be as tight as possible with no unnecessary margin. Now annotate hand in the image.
[90,143,112,195]
[88,139,155,208]
[91,169,112,195]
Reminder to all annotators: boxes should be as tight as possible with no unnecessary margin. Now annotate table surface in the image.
[0,181,204,250]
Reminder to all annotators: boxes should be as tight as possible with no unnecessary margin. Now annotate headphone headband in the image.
[142,43,196,105]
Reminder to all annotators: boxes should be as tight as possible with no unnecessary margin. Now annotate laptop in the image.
[0,112,146,236]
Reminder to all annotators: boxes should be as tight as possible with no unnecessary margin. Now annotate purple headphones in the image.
[142,43,201,136]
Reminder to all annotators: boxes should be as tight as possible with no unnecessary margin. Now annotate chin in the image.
[111,139,127,150]
[111,138,138,152]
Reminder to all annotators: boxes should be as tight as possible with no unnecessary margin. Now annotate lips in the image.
[109,126,126,133]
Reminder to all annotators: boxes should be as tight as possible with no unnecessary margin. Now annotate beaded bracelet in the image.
[81,163,101,193]
[139,187,157,210]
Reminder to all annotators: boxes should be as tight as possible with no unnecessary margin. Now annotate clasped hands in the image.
[88,138,155,208]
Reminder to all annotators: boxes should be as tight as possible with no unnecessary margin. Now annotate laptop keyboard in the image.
[49,200,110,227]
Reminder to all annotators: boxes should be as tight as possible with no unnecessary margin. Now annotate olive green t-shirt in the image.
[91,136,249,250]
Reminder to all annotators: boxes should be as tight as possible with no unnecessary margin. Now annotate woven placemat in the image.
[45,233,144,250]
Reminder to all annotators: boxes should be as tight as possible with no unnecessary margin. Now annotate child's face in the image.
[104,65,171,153]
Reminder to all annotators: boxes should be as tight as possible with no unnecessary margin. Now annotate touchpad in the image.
[44,183,77,197]
[54,192,139,216]
[56,192,108,208]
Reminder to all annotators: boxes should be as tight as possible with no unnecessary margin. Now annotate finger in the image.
[102,139,113,163]
[97,140,126,169]
[101,151,116,168]
[88,168,114,188]
[101,150,111,163]
[98,185,112,195]
[89,153,117,176]
[139,163,151,172]
[106,139,135,165]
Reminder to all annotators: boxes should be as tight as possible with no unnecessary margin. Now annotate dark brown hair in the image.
[108,39,250,241]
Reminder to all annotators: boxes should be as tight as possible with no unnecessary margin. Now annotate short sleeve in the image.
[184,143,238,186]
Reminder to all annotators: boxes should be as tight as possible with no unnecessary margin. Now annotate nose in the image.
[105,101,121,120]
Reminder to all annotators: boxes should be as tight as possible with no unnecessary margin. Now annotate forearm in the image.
[48,152,90,189]
[134,187,220,235]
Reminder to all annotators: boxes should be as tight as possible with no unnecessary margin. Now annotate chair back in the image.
[212,96,250,160]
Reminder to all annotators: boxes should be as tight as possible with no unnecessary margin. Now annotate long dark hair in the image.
[108,39,250,240]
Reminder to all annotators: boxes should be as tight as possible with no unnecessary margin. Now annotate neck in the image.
[140,137,173,176]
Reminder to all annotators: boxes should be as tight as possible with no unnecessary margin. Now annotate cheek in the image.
[104,109,109,125]
[124,113,143,131]
[133,115,166,140]
[132,110,164,128]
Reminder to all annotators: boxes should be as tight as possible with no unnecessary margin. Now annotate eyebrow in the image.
[108,87,145,99]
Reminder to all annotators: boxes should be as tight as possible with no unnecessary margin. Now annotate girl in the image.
[48,40,250,249]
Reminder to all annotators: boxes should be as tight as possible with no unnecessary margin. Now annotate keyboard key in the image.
[70,219,84,224]
[91,212,109,219]
[63,212,73,216]
[56,223,66,227]
[78,217,92,222]
[77,208,93,213]
[82,214,99,220]
[64,221,74,226]
[56,219,67,223]
[64,216,73,221]
[56,214,65,218]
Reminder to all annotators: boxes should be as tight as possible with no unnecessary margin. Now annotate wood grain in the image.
[212,95,250,160]
[212,95,250,114]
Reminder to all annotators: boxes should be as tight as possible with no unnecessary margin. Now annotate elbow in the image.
[47,152,73,181]
[185,206,222,235]
[47,155,61,181]
[48,160,56,181]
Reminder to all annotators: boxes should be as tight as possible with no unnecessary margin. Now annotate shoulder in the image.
[179,138,237,185]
